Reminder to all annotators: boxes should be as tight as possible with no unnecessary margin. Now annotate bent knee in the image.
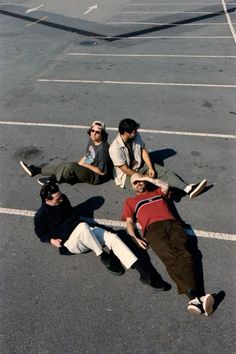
[77,222,90,231]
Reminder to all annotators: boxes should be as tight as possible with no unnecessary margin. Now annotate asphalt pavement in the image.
[0,1,236,353]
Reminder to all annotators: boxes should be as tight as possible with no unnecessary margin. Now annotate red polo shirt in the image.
[122,188,175,234]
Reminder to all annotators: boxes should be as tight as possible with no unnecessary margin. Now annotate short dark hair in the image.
[118,118,140,134]
[40,182,59,202]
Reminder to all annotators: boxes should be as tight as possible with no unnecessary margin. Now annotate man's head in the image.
[87,120,108,142]
[130,173,147,194]
[118,118,140,140]
[40,182,62,206]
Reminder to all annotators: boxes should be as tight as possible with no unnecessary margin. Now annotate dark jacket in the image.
[34,194,80,243]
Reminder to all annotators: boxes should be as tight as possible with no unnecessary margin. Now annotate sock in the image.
[184,185,192,193]
[186,289,200,300]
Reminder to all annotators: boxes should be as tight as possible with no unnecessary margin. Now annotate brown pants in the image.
[145,220,197,294]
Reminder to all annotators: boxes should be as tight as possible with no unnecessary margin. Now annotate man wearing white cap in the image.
[20,121,113,185]
[122,173,215,316]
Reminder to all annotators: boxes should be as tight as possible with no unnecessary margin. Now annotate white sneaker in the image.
[200,294,214,316]
[188,179,207,198]
[187,297,204,315]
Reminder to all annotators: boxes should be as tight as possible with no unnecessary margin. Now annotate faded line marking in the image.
[37,78,236,89]
[25,4,45,14]
[0,121,235,139]
[0,207,235,242]
[70,35,232,39]
[84,4,98,15]
[68,53,236,59]
[107,21,233,26]
[25,15,48,27]
[221,0,236,43]
[118,11,215,14]
[128,3,236,5]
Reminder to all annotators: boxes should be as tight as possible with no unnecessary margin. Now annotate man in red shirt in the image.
[122,173,215,316]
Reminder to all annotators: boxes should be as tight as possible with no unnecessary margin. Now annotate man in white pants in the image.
[34,182,169,289]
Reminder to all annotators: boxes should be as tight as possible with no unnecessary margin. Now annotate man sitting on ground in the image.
[20,120,113,186]
[109,118,207,197]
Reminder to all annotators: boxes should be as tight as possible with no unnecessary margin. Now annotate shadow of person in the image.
[74,196,105,218]
[149,148,176,167]
[114,229,172,290]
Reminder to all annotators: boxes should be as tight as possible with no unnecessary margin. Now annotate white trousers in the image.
[64,222,137,269]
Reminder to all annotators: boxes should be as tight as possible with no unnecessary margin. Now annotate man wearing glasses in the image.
[20,121,113,185]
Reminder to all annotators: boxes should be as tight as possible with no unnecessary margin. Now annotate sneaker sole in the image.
[107,268,125,276]
[20,161,33,177]
[187,304,202,316]
[201,294,214,316]
[37,179,45,186]
[189,179,207,198]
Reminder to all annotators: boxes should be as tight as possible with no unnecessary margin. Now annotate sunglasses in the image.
[91,129,101,135]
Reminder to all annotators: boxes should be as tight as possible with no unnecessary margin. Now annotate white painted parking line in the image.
[127,3,236,5]
[0,207,235,242]
[78,35,231,39]
[221,0,236,43]
[118,11,215,14]
[0,121,235,139]
[68,53,236,59]
[25,4,45,14]
[107,21,233,26]
[37,78,236,89]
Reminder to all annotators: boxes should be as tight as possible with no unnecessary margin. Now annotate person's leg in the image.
[140,163,187,191]
[146,220,197,294]
[64,222,103,255]
[64,223,125,275]
[66,162,96,184]
[167,220,198,293]
[41,162,96,184]
[91,226,138,269]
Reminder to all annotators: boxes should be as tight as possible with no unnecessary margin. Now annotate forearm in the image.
[126,218,137,238]
[141,148,154,170]
[126,218,149,249]
[119,164,136,177]
[79,160,105,175]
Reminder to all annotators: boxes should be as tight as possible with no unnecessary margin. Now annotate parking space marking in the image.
[118,11,216,14]
[25,15,48,27]
[68,53,236,59]
[25,4,45,14]
[221,0,236,43]
[66,35,232,39]
[107,21,233,26]
[128,3,236,5]
[0,207,235,242]
[0,121,235,139]
[37,79,236,89]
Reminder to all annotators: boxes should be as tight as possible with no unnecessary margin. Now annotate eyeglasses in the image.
[91,129,101,135]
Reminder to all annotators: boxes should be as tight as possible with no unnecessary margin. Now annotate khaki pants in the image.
[64,222,138,269]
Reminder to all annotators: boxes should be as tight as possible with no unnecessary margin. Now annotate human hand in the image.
[134,236,149,250]
[78,157,85,166]
[50,238,62,248]
[147,168,155,178]
[159,181,169,195]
